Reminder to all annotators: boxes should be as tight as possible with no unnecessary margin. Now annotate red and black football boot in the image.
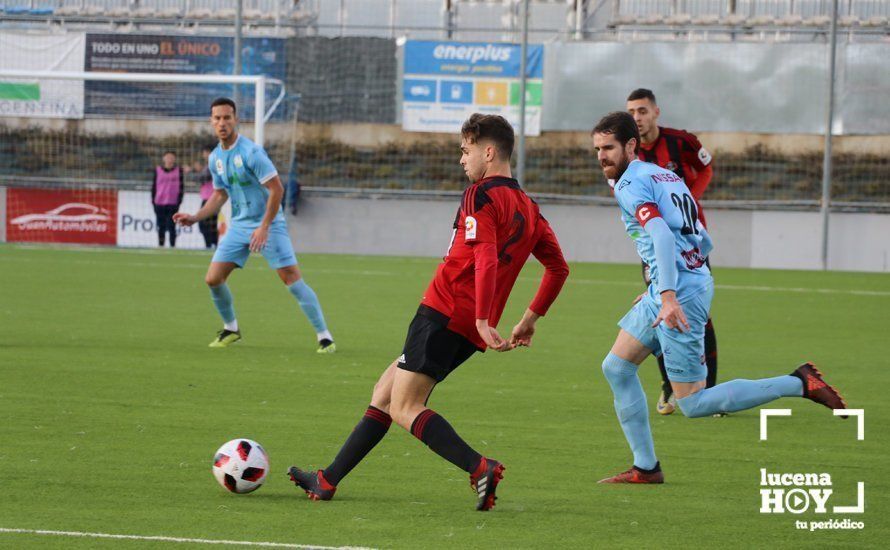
[287,467,337,501]
[791,362,848,418]
[470,457,505,511]
[598,462,664,484]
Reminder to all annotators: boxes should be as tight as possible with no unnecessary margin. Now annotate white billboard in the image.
[117,190,231,250]
[0,32,86,119]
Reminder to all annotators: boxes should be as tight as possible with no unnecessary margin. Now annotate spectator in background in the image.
[194,145,219,248]
[152,150,184,248]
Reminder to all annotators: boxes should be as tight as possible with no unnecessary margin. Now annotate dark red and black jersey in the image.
[638,126,714,227]
[421,176,568,350]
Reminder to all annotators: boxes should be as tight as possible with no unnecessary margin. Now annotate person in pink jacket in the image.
[151,151,184,247]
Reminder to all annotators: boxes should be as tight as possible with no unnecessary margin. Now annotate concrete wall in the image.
[289,194,890,272]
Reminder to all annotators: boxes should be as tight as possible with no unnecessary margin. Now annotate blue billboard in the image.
[402,40,544,135]
[84,34,286,120]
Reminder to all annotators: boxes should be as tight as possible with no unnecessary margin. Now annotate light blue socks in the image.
[288,279,330,339]
[209,283,236,326]
[602,353,658,470]
[677,376,803,418]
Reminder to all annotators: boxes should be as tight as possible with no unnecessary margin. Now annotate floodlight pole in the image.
[820,0,839,271]
[517,0,529,187]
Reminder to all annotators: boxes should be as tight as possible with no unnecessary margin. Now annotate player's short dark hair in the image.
[162,150,176,157]
[461,113,514,160]
[627,88,657,105]
[592,111,641,154]
[211,97,237,114]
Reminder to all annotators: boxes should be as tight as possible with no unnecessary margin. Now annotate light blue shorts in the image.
[211,222,297,269]
[618,284,713,383]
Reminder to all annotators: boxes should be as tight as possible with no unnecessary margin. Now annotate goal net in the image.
[0,70,286,249]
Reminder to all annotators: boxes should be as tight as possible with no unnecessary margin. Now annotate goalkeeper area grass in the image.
[1,244,887,548]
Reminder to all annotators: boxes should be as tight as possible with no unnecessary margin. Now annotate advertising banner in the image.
[402,40,543,135]
[0,32,86,119]
[117,190,231,250]
[84,34,285,119]
[6,188,117,244]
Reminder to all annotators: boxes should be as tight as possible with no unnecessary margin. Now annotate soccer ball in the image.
[212,438,269,494]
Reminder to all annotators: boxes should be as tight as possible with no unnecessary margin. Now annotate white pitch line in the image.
[0,528,374,550]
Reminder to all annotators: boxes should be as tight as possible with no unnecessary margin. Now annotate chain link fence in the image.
[1,1,888,210]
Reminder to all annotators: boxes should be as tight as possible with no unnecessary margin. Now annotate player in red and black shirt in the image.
[287,114,569,511]
[626,88,719,416]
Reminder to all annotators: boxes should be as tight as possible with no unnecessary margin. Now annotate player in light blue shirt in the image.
[591,112,847,484]
[174,98,335,353]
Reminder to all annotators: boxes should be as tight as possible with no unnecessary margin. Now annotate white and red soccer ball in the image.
[212,438,269,494]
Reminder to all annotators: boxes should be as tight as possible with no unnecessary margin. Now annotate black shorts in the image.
[397,305,480,383]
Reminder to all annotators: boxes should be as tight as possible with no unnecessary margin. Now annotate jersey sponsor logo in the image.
[465,215,477,240]
[634,202,661,226]
[233,154,244,168]
[651,172,682,184]
[615,178,631,191]
[698,147,712,165]
[397,354,406,364]
[680,247,707,269]
[215,158,224,175]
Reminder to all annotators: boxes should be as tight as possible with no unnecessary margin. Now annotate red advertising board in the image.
[6,188,118,245]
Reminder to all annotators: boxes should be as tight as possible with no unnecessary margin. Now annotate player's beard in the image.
[601,156,629,181]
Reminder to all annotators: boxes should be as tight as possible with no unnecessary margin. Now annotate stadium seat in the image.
[664,13,692,26]
[289,9,313,22]
[776,14,803,26]
[55,5,80,16]
[611,15,637,26]
[133,7,157,18]
[157,7,183,18]
[721,14,747,26]
[746,15,776,27]
[691,14,720,26]
[839,16,860,27]
[186,8,213,19]
[638,14,665,25]
[803,15,832,27]
[861,15,888,27]
[244,9,263,21]
[217,8,237,19]
[106,6,131,17]
[80,4,105,17]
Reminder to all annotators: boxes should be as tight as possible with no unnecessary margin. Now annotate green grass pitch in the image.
[1,244,888,548]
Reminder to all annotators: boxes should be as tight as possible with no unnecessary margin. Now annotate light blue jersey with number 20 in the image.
[614,160,712,303]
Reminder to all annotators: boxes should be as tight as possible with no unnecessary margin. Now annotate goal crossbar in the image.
[0,70,285,145]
